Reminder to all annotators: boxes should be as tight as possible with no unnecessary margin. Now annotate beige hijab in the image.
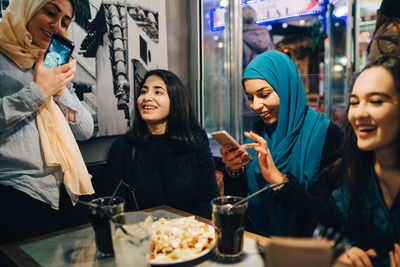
[0,0,94,197]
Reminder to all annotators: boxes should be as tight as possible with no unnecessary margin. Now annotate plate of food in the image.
[151,216,216,265]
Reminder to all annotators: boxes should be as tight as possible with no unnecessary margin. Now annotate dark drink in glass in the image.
[212,196,247,260]
[89,196,125,258]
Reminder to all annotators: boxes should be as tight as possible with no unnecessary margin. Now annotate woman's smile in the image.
[142,104,158,111]
[259,110,272,119]
[137,75,170,134]
[348,66,400,152]
[355,125,377,138]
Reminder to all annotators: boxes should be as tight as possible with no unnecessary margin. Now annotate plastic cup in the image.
[110,212,153,267]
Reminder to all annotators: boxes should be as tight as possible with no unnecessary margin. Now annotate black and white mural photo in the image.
[70,0,168,137]
[0,0,10,18]
[127,5,159,43]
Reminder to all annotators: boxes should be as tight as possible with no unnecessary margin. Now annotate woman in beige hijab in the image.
[0,0,95,244]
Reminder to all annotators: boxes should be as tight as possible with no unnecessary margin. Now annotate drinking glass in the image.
[89,196,125,258]
[211,196,248,260]
[110,212,153,267]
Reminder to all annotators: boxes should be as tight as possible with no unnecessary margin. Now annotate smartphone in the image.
[211,130,241,149]
[44,33,74,69]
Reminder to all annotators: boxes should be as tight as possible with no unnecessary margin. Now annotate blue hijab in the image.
[243,51,330,236]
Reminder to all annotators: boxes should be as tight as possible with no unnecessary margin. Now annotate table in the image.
[0,205,269,267]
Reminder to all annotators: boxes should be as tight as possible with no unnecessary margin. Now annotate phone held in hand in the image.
[44,33,74,69]
[211,130,241,149]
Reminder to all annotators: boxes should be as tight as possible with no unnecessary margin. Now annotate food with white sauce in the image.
[151,216,215,262]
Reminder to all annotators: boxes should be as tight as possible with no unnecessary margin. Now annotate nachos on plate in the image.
[151,216,215,263]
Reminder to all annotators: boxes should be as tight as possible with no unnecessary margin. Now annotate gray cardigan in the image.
[0,52,94,209]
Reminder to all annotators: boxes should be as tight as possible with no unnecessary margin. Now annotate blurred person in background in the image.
[367,0,400,62]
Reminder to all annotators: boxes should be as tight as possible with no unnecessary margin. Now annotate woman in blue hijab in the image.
[221,51,344,237]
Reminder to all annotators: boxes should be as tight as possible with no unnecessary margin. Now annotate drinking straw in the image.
[77,200,107,216]
[77,199,99,209]
[232,181,287,207]
[106,179,124,206]
[120,180,140,211]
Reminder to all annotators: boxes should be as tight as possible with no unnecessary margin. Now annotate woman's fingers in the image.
[390,251,395,267]
[241,143,258,149]
[220,144,231,155]
[244,131,267,148]
[34,55,76,97]
[390,243,400,267]
[220,144,252,170]
[36,50,45,68]
[230,157,252,170]
[339,247,374,267]
[56,58,76,73]
[365,249,377,258]
[254,146,268,159]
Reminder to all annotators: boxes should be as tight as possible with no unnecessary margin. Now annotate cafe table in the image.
[0,205,269,267]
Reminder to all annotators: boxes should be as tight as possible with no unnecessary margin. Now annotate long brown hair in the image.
[367,11,400,62]
[343,56,400,242]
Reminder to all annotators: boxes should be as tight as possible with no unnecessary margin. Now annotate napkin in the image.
[264,237,333,267]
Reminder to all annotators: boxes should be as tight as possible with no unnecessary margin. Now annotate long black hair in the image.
[126,69,206,148]
[338,56,400,243]
[346,56,400,198]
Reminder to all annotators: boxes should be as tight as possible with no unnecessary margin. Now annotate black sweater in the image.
[107,133,220,219]
[223,121,344,236]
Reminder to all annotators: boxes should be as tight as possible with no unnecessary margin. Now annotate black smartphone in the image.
[44,33,74,69]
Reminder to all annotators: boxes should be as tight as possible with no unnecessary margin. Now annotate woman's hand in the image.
[390,243,400,267]
[241,131,284,184]
[34,50,76,98]
[220,143,252,172]
[337,247,377,267]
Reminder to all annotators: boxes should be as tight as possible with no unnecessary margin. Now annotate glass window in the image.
[202,0,243,155]
[203,1,233,134]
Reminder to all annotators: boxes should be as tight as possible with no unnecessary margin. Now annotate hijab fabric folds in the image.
[0,0,47,69]
[243,51,330,236]
[0,0,94,198]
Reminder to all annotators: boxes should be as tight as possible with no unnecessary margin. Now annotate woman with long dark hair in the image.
[107,69,219,218]
[332,56,400,267]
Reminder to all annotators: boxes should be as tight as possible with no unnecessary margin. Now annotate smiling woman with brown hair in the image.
[0,0,94,244]
[332,56,400,267]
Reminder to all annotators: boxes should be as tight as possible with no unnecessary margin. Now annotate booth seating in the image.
[86,157,226,199]
[86,161,110,197]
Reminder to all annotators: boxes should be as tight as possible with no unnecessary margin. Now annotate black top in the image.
[107,133,220,219]
[223,121,345,236]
